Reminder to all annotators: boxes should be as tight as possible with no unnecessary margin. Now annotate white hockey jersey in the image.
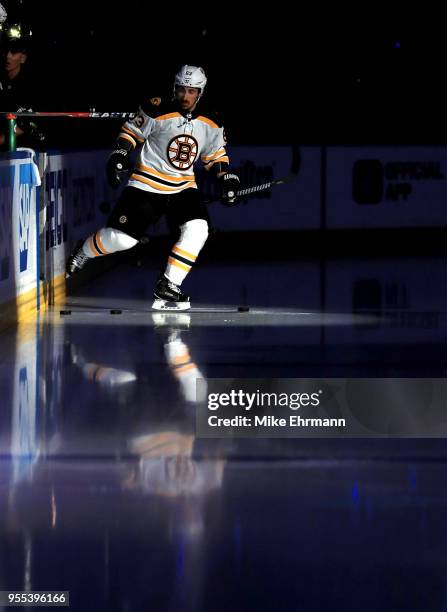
[118,98,229,195]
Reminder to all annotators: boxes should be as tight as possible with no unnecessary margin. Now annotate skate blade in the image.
[152,299,191,311]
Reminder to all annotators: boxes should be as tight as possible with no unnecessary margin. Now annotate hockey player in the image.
[66,65,240,310]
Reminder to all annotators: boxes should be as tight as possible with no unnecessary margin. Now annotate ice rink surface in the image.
[1,257,447,611]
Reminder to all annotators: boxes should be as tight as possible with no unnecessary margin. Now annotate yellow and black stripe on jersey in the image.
[201,146,230,170]
[118,125,145,148]
[130,163,197,192]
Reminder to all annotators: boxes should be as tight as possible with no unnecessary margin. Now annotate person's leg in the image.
[81,227,138,259]
[66,187,165,276]
[152,189,209,309]
[163,189,210,287]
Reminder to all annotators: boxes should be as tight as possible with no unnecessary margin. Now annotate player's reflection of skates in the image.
[69,312,207,404]
[152,312,207,404]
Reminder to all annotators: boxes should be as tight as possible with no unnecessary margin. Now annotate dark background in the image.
[1,0,446,145]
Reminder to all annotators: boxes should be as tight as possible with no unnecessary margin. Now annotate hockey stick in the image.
[0,111,136,119]
[203,144,301,204]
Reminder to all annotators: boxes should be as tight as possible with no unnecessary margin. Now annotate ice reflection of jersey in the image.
[120,98,229,194]
[128,432,224,498]
[139,455,224,498]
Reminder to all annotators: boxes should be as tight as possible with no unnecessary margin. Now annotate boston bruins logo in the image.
[167,135,198,170]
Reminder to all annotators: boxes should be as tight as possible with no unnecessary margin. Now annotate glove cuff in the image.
[110,148,129,158]
[221,173,239,182]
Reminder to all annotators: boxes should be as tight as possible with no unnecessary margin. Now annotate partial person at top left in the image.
[0,3,7,25]
[0,35,45,149]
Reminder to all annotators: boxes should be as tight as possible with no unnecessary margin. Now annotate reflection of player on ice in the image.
[66,65,241,310]
[70,311,221,526]
[70,312,206,405]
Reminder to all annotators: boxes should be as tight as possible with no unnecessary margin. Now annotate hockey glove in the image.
[25,121,47,145]
[106,149,130,189]
[16,119,47,146]
[219,172,240,206]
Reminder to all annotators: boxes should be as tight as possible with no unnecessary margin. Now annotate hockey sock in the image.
[82,364,137,386]
[82,228,138,258]
[164,335,205,403]
[164,219,208,286]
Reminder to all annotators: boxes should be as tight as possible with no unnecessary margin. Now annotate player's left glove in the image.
[219,173,240,206]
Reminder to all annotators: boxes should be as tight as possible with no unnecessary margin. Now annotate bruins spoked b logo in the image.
[167,135,198,170]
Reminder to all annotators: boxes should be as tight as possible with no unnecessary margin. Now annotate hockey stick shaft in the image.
[204,178,286,204]
[236,181,273,197]
[204,145,301,204]
[0,111,136,119]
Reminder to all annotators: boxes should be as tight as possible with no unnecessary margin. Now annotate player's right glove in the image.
[106,149,130,189]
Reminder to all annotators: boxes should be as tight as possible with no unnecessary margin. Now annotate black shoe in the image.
[66,240,89,277]
[152,276,191,311]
